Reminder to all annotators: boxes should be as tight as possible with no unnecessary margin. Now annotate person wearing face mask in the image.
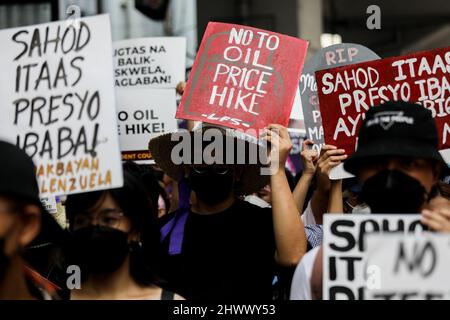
[149,123,307,300]
[0,141,64,300]
[343,101,447,214]
[342,180,370,214]
[64,169,183,300]
[291,101,448,300]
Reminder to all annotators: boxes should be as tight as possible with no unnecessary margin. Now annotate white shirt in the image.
[301,200,316,226]
[290,246,320,300]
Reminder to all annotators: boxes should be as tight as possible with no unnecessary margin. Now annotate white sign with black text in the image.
[323,214,424,300]
[116,88,177,163]
[365,233,450,300]
[113,37,186,89]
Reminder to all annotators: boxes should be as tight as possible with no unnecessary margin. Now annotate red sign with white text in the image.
[316,47,450,159]
[176,22,308,135]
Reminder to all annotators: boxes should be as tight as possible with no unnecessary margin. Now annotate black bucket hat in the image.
[344,101,448,175]
[0,140,64,245]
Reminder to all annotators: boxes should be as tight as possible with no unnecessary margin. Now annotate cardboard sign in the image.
[316,47,450,164]
[323,214,423,300]
[300,43,379,153]
[0,14,123,197]
[365,233,450,300]
[116,88,177,163]
[176,22,308,134]
[113,37,186,89]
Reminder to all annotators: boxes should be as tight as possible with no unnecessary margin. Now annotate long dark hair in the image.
[65,168,164,287]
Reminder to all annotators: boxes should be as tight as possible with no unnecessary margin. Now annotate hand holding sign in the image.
[421,209,450,232]
[317,145,347,177]
[300,139,318,176]
[262,124,292,174]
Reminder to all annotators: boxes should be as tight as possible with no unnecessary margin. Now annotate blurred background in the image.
[1,0,449,68]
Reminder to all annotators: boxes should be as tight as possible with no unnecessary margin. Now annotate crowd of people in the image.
[0,98,449,300]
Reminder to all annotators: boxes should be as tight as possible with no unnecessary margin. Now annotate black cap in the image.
[0,140,64,245]
[344,101,448,175]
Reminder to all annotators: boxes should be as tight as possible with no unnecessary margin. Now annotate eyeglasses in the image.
[73,208,124,229]
[191,165,230,175]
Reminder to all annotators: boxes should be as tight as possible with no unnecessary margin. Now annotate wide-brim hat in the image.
[149,123,270,195]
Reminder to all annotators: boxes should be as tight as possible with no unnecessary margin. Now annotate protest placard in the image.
[300,44,379,154]
[176,22,308,134]
[0,14,123,197]
[116,88,177,163]
[365,233,450,300]
[316,47,450,169]
[113,37,186,89]
[323,214,423,300]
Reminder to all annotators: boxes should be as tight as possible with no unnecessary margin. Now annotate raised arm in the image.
[310,145,347,224]
[292,139,317,213]
[263,124,307,266]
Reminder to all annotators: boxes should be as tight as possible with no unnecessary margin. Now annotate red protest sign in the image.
[176,22,308,135]
[316,47,450,158]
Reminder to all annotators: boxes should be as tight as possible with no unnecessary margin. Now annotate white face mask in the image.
[244,195,271,208]
[346,201,371,214]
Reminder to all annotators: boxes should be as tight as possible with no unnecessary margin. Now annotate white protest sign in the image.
[323,214,423,300]
[113,37,186,89]
[365,233,450,300]
[116,88,177,163]
[0,14,123,197]
[40,196,57,214]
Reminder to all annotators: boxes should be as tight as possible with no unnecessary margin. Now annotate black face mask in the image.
[65,226,130,277]
[360,169,428,214]
[188,167,235,206]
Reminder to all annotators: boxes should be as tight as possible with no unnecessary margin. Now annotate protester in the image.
[289,141,345,300]
[243,165,318,300]
[0,141,64,300]
[291,101,448,300]
[341,179,369,214]
[149,123,307,300]
[294,141,347,225]
[344,102,446,214]
[64,168,182,300]
[245,169,296,208]
[292,140,344,245]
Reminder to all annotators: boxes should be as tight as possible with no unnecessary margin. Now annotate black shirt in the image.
[159,199,276,301]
